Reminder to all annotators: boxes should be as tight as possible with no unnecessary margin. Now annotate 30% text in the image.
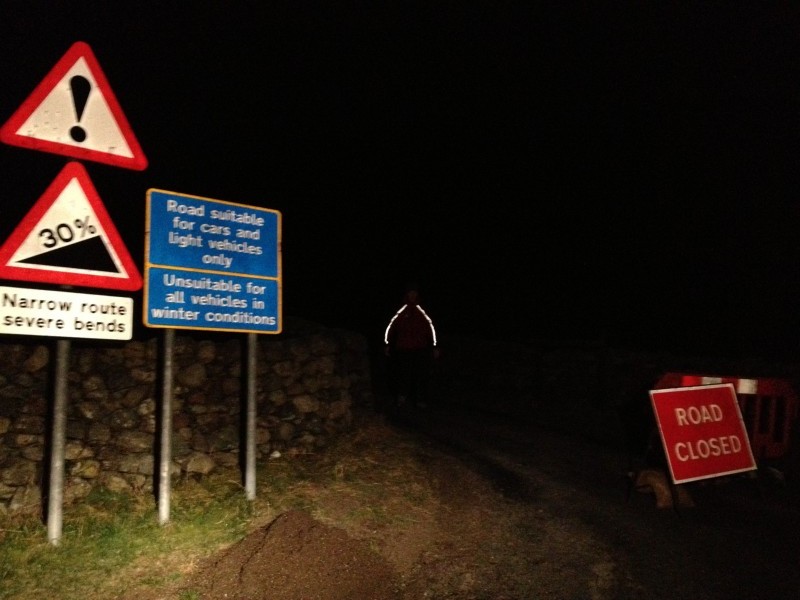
[38,216,97,249]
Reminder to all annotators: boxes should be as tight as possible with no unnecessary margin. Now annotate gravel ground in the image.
[120,400,800,599]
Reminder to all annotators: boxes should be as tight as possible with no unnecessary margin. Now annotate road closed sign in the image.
[649,383,757,484]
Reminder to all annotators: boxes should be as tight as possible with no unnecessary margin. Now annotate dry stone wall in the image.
[0,318,372,515]
[8,317,797,517]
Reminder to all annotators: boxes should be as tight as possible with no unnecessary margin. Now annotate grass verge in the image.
[0,413,432,600]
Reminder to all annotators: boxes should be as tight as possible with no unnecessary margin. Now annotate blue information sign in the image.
[144,189,281,333]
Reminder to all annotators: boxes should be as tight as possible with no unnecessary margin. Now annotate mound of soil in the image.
[183,509,400,600]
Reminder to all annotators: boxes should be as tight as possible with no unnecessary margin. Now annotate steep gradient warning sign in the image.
[0,162,142,290]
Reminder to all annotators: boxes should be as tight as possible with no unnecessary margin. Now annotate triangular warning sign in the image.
[0,41,148,170]
[0,162,142,291]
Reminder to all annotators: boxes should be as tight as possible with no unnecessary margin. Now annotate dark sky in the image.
[2,3,800,358]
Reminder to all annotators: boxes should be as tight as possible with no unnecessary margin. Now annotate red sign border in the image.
[0,41,148,170]
[0,162,142,291]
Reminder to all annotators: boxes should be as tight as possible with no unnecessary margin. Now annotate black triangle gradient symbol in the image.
[17,236,118,273]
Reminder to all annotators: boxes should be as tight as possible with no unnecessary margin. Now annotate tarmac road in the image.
[388,400,800,600]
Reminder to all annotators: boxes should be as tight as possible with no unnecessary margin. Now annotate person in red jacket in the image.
[383,283,439,409]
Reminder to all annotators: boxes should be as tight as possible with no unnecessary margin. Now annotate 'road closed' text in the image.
[671,402,744,462]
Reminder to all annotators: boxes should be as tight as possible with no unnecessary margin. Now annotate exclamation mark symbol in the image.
[69,75,91,142]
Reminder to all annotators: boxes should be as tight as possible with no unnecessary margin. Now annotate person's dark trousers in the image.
[393,348,432,407]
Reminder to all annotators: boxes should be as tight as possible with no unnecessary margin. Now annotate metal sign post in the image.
[158,328,174,525]
[47,339,70,545]
[245,333,257,500]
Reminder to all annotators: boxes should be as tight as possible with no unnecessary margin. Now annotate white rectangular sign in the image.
[0,285,132,340]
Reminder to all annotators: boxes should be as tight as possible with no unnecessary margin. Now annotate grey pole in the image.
[245,332,257,500]
[158,328,174,525]
[47,338,70,545]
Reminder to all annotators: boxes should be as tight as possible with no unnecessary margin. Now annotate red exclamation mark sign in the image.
[69,75,90,142]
